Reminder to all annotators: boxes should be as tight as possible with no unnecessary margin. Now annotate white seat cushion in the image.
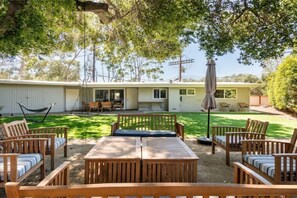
[243,154,296,180]
[48,138,66,150]
[0,153,43,181]
[214,136,242,146]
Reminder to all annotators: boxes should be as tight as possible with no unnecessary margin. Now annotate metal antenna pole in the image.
[179,55,182,82]
[169,55,194,82]
[92,43,96,82]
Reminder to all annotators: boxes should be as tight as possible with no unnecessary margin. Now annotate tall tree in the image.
[99,53,164,82]
[21,53,80,81]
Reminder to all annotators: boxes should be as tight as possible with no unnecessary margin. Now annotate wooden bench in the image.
[111,114,184,140]
[1,119,68,170]
[241,128,297,184]
[5,161,297,197]
[0,138,46,187]
[212,118,269,165]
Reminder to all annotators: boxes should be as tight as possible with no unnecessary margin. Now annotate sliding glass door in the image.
[94,89,124,102]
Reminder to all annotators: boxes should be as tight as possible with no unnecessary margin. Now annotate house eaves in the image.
[0,79,259,88]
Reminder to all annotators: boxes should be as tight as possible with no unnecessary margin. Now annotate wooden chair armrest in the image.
[233,162,272,185]
[176,122,185,141]
[38,161,71,186]
[273,153,297,157]
[241,139,289,144]
[242,140,291,155]
[212,126,246,136]
[110,122,119,135]
[29,127,68,139]
[0,153,20,157]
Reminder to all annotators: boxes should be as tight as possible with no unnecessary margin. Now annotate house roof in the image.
[0,79,259,88]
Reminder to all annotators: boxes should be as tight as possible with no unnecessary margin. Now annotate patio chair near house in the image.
[89,102,100,112]
[82,101,90,112]
[112,100,124,110]
[101,101,112,112]
[219,102,231,112]
[212,118,269,165]
[238,102,249,112]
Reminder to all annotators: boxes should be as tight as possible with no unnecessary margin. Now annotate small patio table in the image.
[142,137,199,182]
[84,136,141,184]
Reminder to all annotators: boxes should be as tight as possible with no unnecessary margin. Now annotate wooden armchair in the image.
[0,138,46,187]
[112,100,124,110]
[238,102,249,112]
[212,118,269,165]
[241,129,297,184]
[89,102,100,112]
[219,102,231,112]
[101,101,112,112]
[82,101,90,112]
[1,119,68,170]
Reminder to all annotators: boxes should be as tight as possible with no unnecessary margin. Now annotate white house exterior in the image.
[0,79,257,115]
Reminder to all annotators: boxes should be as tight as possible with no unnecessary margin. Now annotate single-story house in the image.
[0,79,258,115]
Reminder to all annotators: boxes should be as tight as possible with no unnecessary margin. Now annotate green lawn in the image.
[0,112,295,139]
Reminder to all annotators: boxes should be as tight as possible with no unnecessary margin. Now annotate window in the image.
[179,88,195,96]
[187,89,195,95]
[95,89,124,102]
[215,89,237,99]
[95,90,109,101]
[180,89,187,95]
[153,89,167,99]
[214,90,224,98]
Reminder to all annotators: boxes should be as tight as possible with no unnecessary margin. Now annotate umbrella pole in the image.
[197,108,212,145]
[207,108,210,138]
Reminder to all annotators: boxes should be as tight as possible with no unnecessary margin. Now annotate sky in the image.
[162,43,263,81]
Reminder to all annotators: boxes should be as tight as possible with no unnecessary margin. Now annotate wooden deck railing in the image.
[5,182,297,197]
[5,161,297,197]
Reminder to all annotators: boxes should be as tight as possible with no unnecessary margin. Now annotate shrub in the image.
[268,55,297,113]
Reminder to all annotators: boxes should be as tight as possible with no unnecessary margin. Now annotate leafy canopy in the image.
[0,0,204,61]
[0,0,296,64]
[194,0,297,64]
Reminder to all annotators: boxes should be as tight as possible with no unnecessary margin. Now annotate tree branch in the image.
[0,0,29,35]
[0,0,113,36]
[105,0,121,18]
[75,0,113,24]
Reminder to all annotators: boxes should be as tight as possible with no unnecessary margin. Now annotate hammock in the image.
[17,102,55,123]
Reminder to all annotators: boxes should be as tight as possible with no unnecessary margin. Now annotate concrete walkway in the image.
[251,106,297,120]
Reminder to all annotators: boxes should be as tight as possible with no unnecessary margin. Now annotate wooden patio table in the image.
[142,137,199,182]
[84,136,141,184]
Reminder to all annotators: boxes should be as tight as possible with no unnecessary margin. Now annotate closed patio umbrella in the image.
[198,59,217,145]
